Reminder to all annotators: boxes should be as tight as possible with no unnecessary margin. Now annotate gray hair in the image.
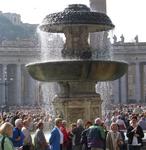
[94,117,102,125]
[15,119,22,127]
[77,119,83,126]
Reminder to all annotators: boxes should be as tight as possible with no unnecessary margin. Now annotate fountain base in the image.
[53,94,102,123]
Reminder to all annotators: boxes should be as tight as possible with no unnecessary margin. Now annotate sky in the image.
[0,0,146,42]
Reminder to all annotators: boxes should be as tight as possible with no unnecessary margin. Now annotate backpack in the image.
[0,136,5,150]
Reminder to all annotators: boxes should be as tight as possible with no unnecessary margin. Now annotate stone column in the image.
[89,0,107,51]
[135,62,142,102]
[16,64,22,105]
[2,64,7,105]
[120,74,128,103]
[112,80,120,104]
[90,0,106,13]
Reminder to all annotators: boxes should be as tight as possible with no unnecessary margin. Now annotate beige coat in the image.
[106,131,123,150]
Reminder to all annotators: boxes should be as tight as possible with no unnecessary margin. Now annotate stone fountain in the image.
[26,4,128,123]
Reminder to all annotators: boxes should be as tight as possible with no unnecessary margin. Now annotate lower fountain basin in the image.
[26,60,128,82]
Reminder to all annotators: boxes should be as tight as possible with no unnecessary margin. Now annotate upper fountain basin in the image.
[26,60,128,82]
[39,4,115,33]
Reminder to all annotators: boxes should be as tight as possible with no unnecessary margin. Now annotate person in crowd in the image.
[21,119,33,150]
[80,121,92,150]
[116,115,126,131]
[117,124,126,150]
[12,118,25,149]
[49,118,63,150]
[72,119,84,150]
[87,117,105,150]
[67,123,77,150]
[138,114,146,130]
[0,122,17,150]
[10,111,20,127]
[34,121,48,150]
[133,105,143,115]
[106,122,123,150]
[104,113,111,130]
[60,120,69,150]
[126,116,144,150]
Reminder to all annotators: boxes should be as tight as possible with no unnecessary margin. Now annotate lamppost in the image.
[0,66,13,112]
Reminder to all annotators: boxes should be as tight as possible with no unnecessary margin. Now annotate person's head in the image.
[70,123,76,130]
[62,120,67,128]
[0,122,13,137]
[23,119,29,128]
[77,119,84,127]
[15,118,23,129]
[36,121,44,129]
[130,116,138,125]
[55,118,62,127]
[110,123,118,132]
[94,117,102,125]
[85,121,92,128]
[117,115,122,120]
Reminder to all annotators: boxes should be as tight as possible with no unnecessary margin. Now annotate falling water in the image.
[93,30,114,116]
[96,81,113,117]
[37,28,65,118]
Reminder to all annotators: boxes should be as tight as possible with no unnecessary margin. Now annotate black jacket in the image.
[126,125,144,145]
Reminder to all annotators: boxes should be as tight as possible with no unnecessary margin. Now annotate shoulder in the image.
[4,137,11,142]
[13,127,17,132]
[51,127,58,133]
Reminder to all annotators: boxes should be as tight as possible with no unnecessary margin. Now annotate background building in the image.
[112,35,146,104]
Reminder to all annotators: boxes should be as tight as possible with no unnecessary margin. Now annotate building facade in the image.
[0,38,41,108]
[112,36,146,104]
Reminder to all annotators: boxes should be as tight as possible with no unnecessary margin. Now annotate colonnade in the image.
[0,64,39,107]
[113,62,145,104]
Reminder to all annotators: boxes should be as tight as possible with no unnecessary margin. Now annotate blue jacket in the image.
[49,127,60,150]
[12,127,25,147]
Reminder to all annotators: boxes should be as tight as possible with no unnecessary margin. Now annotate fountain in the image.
[26,4,128,123]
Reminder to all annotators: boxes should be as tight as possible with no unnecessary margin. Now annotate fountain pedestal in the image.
[53,95,102,124]
[53,81,102,123]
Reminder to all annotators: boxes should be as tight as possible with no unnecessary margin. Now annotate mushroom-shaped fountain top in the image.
[39,4,115,32]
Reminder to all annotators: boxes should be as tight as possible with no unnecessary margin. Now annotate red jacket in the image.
[60,126,69,146]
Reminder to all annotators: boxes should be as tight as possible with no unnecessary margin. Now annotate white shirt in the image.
[56,127,63,144]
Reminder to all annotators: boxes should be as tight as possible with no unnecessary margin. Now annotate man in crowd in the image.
[49,118,63,150]
[12,119,25,149]
[72,119,84,150]
[87,118,105,150]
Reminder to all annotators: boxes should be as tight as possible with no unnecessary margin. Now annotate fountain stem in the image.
[62,26,91,59]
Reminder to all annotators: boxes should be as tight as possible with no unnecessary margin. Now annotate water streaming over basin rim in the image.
[39,4,114,33]
[26,60,128,82]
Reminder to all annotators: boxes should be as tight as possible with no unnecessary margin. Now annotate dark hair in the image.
[131,116,137,120]
[85,121,92,127]
[36,121,43,128]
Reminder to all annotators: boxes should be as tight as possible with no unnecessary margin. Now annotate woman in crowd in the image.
[126,116,144,150]
[21,119,33,150]
[106,122,123,150]
[0,122,18,150]
[34,121,48,150]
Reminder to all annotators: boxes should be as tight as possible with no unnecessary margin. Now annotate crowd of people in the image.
[0,104,146,150]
